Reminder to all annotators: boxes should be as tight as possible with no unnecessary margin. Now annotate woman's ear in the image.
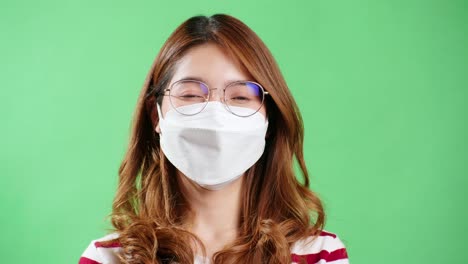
[155,123,161,134]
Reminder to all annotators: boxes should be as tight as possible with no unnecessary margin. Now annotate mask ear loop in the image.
[156,103,163,135]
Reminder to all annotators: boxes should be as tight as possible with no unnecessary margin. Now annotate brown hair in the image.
[107,13,325,264]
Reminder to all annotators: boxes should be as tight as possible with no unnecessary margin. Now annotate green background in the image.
[1,0,466,263]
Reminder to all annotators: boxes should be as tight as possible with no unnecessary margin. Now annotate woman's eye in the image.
[180,94,202,98]
[177,90,205,98]
[230,96,250,101]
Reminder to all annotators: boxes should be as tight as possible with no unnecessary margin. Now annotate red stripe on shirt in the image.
[78,256,101,264]
[94,241,121,248]
[291,248,348,263]
[319,230,337,238]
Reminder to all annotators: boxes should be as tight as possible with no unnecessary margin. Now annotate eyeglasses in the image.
[157,79,269,117]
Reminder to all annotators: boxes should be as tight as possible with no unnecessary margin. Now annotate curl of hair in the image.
[104,13,325,264]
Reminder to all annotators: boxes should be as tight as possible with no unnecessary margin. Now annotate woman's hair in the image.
[107,13,325,264]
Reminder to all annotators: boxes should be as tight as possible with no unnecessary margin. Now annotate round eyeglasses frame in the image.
[157,79,269,117]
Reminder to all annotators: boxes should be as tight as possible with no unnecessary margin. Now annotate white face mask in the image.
[156,101,268,190]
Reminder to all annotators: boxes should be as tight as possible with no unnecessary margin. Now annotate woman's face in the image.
[155,42,266,133]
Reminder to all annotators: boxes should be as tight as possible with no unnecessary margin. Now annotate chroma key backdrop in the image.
[1,0,466,263]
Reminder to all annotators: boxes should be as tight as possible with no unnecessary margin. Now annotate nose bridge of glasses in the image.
[207,87,225,102]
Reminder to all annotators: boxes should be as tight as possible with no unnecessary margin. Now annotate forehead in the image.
[170,43,252,85]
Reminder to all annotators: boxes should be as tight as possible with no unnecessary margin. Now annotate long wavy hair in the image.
[106,13,325,264]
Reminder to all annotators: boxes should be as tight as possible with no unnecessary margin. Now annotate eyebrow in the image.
[175,76,251,87]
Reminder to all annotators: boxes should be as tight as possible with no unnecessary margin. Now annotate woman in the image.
[79,14,349,264]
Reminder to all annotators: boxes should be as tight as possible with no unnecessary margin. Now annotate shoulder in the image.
[78,232,122,264]
[290,230,349,264]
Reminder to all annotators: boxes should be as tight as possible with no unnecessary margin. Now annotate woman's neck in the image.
[177,173,244,257]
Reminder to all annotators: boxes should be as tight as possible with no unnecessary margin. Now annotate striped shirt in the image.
[79,230,349,264]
